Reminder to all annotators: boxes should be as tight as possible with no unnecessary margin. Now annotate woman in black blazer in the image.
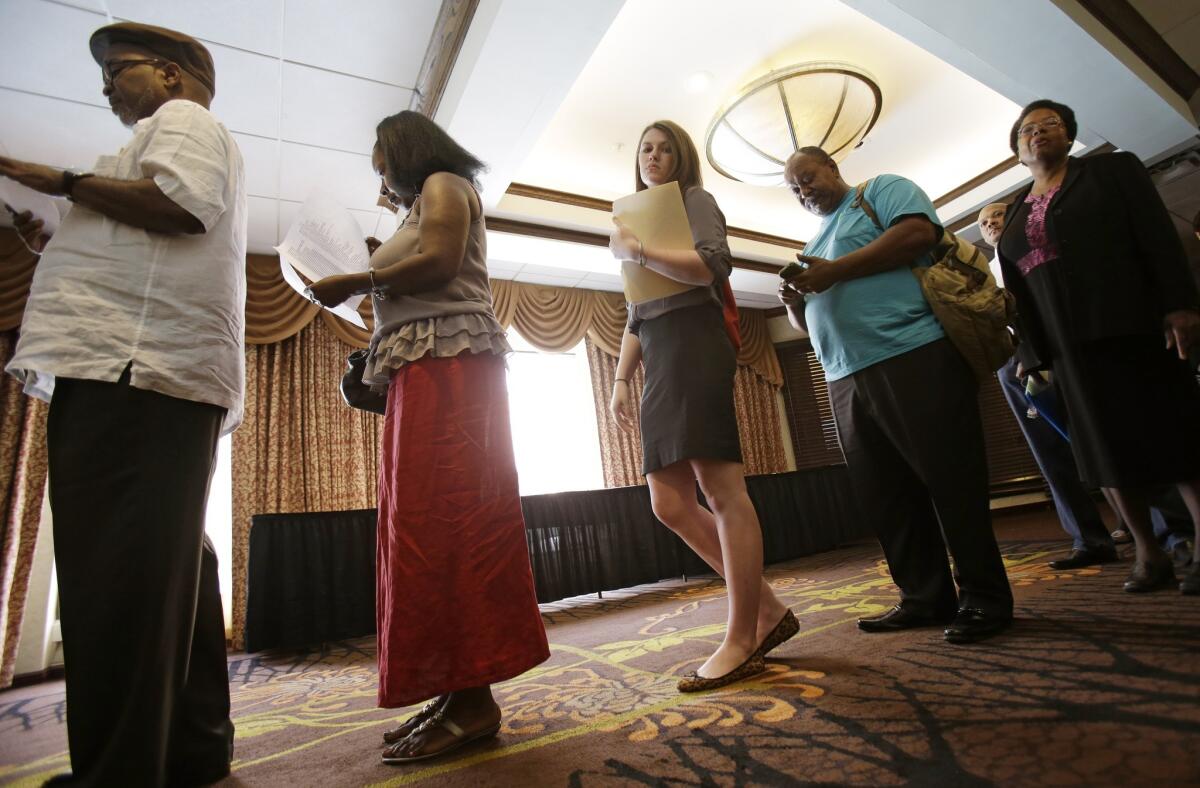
[996,99,1200,595]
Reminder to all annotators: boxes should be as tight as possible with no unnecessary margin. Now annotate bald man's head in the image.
[977,203,1007,248]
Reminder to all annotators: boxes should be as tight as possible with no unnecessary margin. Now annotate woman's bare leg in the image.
[646,462,788,663]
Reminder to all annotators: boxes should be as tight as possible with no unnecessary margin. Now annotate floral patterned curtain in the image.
[0,331,48,687]
[0,238,789,647]
[230,319,383,647]
[584,307,788,485]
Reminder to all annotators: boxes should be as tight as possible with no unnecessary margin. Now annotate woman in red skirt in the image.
[308,110,549,763]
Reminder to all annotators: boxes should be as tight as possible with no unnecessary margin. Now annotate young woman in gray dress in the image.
[608,120,797,691]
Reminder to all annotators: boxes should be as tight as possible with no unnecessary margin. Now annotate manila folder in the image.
[612,181,698,304]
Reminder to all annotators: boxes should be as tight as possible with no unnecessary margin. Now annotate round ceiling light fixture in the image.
[705,61,882,186]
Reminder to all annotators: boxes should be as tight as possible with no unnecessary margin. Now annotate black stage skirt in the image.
[636,302,742,475]
[1026,263,1200,487]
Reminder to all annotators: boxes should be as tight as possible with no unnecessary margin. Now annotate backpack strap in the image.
[854,179,961,274]
[850,180,884,231]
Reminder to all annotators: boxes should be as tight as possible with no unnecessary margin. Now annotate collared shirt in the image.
[7,99,247,434]
[802,174,945,381]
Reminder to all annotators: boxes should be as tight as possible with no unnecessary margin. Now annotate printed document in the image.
[276,194,369,329]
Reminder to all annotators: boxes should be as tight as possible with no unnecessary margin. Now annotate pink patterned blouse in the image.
[1015,186,1061,276]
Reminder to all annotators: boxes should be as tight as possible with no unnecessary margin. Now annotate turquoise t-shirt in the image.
[802,174,945,381]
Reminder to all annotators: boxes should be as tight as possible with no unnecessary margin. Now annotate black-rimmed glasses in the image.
[102,58,167,87]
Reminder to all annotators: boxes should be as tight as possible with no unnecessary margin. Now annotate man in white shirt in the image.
[0,22,244,787]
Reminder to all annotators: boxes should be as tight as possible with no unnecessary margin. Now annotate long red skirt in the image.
[376,351,550,708]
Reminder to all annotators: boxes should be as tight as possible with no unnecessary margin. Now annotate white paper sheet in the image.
[0,177,64,236]
[275,194,370,329]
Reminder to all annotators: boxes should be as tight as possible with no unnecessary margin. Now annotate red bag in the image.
[719,278,741,351]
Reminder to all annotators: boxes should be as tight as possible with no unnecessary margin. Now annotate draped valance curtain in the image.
[0,243,784,380]
[238,253,783,385]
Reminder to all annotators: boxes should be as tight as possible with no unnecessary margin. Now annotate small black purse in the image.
[340,349,386,415]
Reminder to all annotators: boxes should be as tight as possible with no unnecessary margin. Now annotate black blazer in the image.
[996,152,1198,369]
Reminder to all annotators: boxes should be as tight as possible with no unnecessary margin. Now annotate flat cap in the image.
[89,22,216,97]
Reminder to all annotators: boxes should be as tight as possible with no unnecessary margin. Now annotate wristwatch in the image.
[61,170,95,201]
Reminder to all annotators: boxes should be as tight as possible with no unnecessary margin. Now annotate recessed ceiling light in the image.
[685,71,712,94]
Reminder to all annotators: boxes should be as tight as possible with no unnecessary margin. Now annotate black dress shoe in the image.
[1180,563,1200,595]
[1048,546,1119,570]
[943,608,1012,644]
[857,605,953,633]
[1123,559,1177,593]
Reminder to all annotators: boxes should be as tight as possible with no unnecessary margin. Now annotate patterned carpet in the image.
[2,511,1199,787]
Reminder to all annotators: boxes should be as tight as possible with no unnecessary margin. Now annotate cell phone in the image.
[779,260,809,280]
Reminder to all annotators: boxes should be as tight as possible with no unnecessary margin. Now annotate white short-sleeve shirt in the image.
[988,252,1005,288]
[6,99,247,434]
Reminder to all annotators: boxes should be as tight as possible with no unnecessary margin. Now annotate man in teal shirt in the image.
[779,146,1012,643]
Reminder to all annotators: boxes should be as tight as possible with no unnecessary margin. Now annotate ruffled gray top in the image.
[363,187,509,386]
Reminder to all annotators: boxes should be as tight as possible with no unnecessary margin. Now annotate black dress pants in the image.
[828,339,1013,617]
[47,372,233,787]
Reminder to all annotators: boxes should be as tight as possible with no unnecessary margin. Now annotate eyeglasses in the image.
[1017,118,1064,138]
[102,58,167,87]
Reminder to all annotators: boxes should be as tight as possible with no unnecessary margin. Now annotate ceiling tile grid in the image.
[1,0,440,256]
[279,62,412,153]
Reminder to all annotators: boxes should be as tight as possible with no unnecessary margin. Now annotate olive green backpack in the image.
[852,181,1016,382]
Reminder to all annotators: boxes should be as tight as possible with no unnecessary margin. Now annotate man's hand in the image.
[789,253,842,294]
[0,156,64,196]
[5,206,51,254]
[306,274,364,308]
[777,279,803,307]
[1164,309,1200,361]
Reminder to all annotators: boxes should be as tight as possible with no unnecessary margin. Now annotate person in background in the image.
[2,22,242,786]
[996,99,1200,595]
[778,147,1013,644]
[608,120,797,692]
[307,110,549,763]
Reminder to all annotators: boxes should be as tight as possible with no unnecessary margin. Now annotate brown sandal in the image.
[381,709,501,764]
[381,695,448,745]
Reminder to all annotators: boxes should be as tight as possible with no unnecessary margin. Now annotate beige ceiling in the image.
[4,0,1195,309]
[503,0,1021,244]
[1130,0,1200,75]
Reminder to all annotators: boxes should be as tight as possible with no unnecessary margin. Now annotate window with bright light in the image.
[203,435,234,633]
[504,329,605,495]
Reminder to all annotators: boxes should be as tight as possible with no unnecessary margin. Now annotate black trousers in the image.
[47,372,233,787]
[828,339,1013,617]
